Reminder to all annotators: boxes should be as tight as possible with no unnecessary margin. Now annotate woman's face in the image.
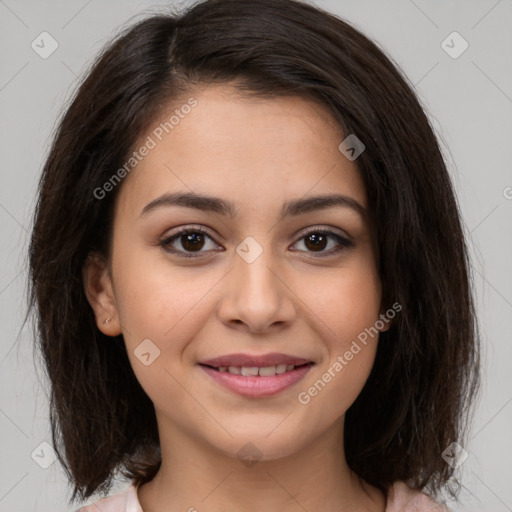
[86,84,388,462]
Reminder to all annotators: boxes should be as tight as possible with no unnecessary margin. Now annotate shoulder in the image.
[385,481,451,512]
[76,483,142,512]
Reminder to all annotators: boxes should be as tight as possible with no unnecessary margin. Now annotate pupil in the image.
[182,233,204,251]
[305,233,327,251]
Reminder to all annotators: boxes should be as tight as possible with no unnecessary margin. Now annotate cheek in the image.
[109,258,178,375]
[293,256,381,408]
[295,274,382,419]
[297,342,378,428]
[297,259,382,346]
[112,241,211,336]
[112,257,211,406]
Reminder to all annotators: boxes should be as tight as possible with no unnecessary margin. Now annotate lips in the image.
[198,352,315,397]
[199,361,313,397]
[199,352,313,368]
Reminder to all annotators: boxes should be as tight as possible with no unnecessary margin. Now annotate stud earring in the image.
[104,318,111,325]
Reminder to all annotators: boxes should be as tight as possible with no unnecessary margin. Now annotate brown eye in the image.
[159,227,219,258]
[304,232,328,251]
[179,232,206,252]
[292,229,354,257]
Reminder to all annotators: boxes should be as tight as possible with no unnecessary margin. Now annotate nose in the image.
[216,245,297,334]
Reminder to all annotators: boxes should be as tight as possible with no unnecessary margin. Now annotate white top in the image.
[77,480,450,511]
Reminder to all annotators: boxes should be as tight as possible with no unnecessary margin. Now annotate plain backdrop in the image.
[0,0,511,511]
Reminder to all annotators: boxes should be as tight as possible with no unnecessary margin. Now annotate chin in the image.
[210,429,309,465]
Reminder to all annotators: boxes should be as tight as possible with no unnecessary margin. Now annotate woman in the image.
[28,0,480,510]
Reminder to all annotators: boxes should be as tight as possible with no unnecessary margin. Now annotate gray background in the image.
[0,0,511,510]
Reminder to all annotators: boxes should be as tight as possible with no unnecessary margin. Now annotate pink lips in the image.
[199,352,312,368]
[198,352,314,398]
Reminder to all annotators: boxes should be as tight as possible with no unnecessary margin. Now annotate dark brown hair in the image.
[27,0,481,506]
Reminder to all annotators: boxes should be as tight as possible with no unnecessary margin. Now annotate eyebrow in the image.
[139,191,368,223]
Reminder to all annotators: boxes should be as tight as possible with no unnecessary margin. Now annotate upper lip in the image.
[199,353,313,368]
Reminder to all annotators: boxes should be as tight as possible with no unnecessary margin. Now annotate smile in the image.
[199,362,314,397]
[204,363,306,376]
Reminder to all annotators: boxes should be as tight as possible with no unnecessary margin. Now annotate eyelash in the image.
[158,226,354,259]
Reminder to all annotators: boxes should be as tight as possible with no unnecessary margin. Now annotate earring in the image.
[104,318,111,325]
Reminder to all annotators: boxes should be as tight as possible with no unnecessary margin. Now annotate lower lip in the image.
[199,364,313,397]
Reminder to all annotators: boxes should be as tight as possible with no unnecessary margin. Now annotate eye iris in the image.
[182,232,205,252]
[305,232,327,251]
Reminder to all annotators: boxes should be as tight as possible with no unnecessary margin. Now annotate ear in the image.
[82,253,122,337]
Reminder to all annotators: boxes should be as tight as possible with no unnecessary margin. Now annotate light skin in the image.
[84,84,390,511]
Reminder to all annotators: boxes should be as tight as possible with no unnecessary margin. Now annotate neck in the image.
[137,417,386,512]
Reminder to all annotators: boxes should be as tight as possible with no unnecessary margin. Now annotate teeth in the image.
[241,367,259,376]
[218,364,298,376]
[259,366,277,377]
[275,364,287,374]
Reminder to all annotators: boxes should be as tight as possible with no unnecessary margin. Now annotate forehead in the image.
[116,85,367,219]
